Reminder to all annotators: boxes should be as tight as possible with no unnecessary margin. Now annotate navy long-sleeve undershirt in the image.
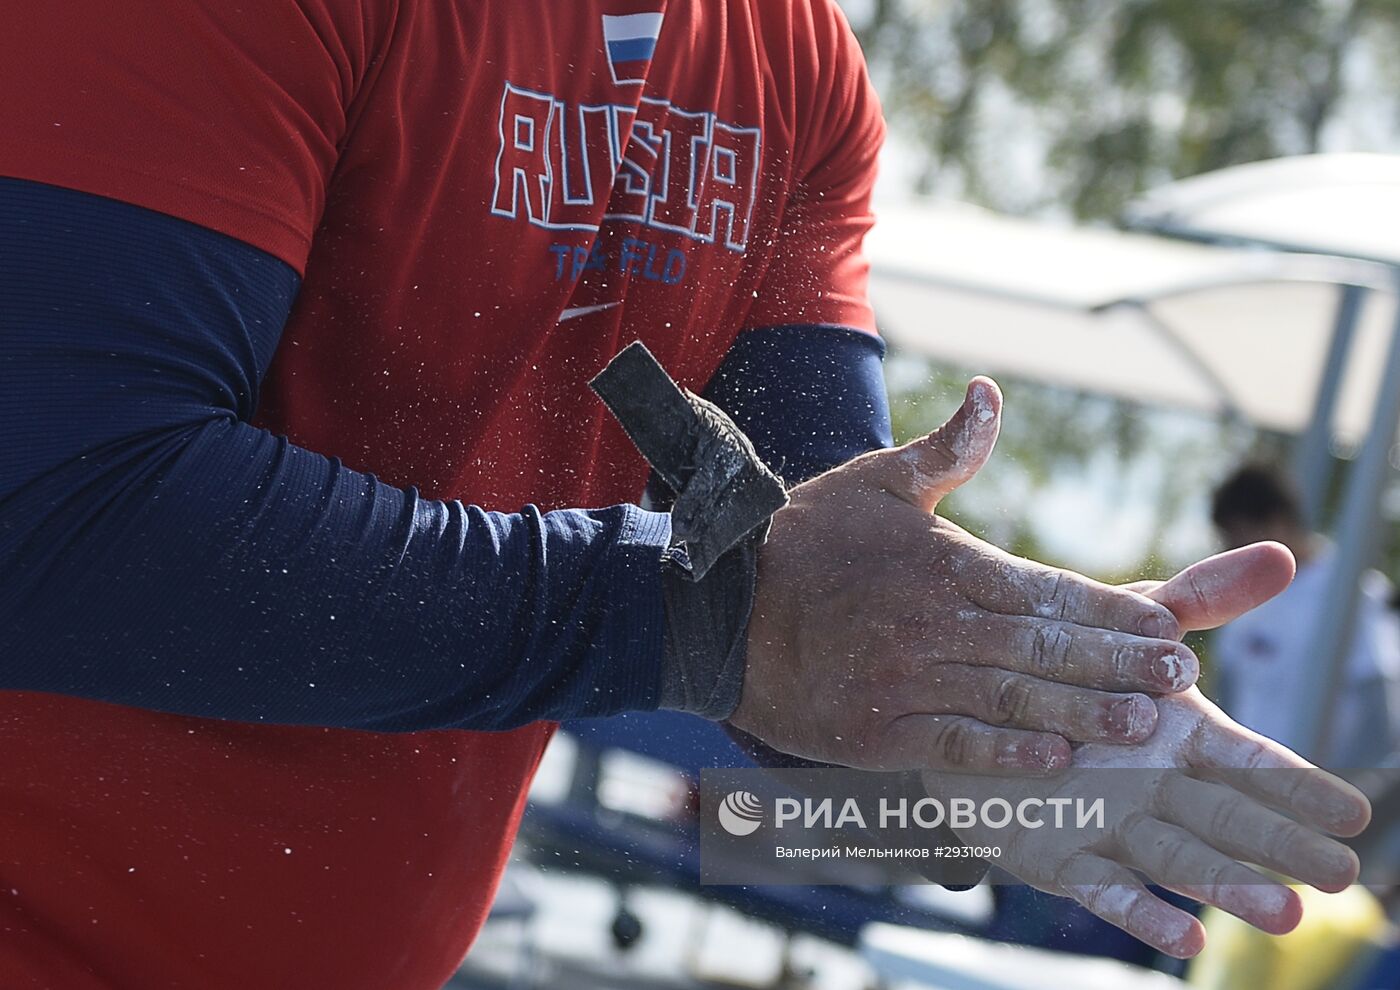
[0,177,891,732]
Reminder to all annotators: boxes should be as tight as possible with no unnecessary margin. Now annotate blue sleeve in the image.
[701,324,893,484]
[0,178,668,732]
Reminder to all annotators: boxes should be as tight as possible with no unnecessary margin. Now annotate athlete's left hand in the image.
[922,544,1372,958]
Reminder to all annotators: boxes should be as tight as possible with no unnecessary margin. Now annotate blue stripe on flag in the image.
[607,37,657,65]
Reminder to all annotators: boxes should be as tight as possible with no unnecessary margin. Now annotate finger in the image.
[1120,579,1162,597]
[1058,854,1206,958]
[877,713,1071,774]
[922,664,1158,744]
[961,550,1183,642]
[1156,774,1360,892]
[1145,542,1296,632]
[1117,816,1301,935]
[871,377,1002,513]
[1186,697,1372,837]
[949,611,1198,693]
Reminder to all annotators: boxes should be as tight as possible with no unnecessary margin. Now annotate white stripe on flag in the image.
[601,12,664,43]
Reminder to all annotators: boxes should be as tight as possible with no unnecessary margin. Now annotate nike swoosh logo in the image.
[557,301,621,322]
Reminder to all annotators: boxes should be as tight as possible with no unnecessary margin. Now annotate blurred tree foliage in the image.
[846,0,1400,219]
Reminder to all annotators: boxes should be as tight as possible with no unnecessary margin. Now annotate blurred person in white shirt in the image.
[1211,464,1400,767]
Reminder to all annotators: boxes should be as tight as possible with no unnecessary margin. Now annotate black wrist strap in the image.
[591,342,789,718]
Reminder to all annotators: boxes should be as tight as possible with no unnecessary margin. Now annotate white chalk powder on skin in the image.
[897,446,940,500]
[1075,693,1206,769]
[953,385,997,460]
[1070,884,1197,950]
[1155,650,1186,688]
[970,383,995,423]
[897,380,1000,503]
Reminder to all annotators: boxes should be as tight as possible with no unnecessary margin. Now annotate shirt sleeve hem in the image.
[0,147,313,274]
[595,505,671,714]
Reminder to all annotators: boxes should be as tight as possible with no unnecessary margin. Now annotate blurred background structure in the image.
[455,3,1400,989]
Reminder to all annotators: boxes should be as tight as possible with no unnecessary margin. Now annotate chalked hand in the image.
[733,377,1201,772]
[923,546,1370,957]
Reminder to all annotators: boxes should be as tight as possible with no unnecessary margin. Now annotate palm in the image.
[928,542,1370,958]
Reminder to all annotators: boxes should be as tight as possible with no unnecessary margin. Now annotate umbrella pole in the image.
[1294,283,1369,530]
[1298,273,1400,763]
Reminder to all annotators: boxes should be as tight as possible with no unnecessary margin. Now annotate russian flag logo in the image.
[602,12,664,86]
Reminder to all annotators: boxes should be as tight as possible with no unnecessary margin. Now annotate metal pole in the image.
[1294,284,1369,529]
[1299,278,1400,763]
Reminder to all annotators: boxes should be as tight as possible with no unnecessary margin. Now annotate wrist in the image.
[591,342,788,722]
[659,533,763,719]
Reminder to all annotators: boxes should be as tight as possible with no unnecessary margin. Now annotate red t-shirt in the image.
[0,2,882,987]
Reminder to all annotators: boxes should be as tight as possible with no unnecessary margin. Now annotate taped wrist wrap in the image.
[591,342,789,719]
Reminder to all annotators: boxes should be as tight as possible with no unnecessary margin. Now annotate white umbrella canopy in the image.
[866,196,1398,443]
[1123,152,1400,268]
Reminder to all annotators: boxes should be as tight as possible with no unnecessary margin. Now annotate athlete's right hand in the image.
[729,377,1199,773]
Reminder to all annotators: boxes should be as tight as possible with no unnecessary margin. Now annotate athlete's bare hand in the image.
[732,378,1203,772]
[924,547,1370,958]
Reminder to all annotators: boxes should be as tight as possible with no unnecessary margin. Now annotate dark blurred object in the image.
[1211,465,1303,546]
[1209,463,1400,767]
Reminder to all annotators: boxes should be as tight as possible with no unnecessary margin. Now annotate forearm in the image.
[2,420,666,731]
[0,178,667,731]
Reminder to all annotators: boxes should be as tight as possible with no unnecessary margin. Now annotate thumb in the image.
[1135,542,1297,632]
[876,377,1002,513]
